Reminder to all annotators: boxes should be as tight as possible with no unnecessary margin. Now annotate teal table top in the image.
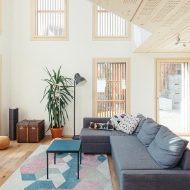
[47,140,81,152]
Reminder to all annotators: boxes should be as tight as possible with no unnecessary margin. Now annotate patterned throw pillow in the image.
[107,113,126,130]
[117,114,140,134]
[89,122,114,131]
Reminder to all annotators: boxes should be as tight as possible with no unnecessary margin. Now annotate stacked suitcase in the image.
[17,120,45,143]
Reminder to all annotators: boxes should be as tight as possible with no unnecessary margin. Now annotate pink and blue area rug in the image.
[1,145,113,190]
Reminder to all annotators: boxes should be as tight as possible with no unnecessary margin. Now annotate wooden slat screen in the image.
[35,0,65,37]
[96,62,126,117]
[97,6,128,37]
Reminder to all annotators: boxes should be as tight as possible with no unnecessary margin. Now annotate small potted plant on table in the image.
[41,66,73,138]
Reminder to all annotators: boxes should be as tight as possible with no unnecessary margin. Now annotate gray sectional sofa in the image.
[80,116,190,190]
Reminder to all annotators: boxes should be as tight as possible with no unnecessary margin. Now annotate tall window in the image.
[155,58,190,135]
[93,58,130,117]
[93,5,130,40]
[31,0,68,40]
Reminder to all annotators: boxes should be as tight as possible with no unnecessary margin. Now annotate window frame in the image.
[92,58,131,117]
[155,58,190,136]
[92,4,131,41]
[30,0,69,41]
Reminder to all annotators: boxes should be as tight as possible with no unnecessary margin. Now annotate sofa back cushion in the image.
[179,148,190,170]
[148,126,189,169]
[134,114,146,135]
[137,118,161,147]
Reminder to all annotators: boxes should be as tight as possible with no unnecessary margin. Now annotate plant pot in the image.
[50,126,64,138]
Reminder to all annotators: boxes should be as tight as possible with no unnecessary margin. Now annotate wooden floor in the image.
[0,136,119,190]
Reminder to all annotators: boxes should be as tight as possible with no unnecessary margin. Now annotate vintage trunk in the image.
[17,120,45,143]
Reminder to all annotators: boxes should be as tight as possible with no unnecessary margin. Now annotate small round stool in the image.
[0,136,10,150]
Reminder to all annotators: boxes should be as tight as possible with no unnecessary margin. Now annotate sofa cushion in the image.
[110,136,162,170]
[80,128,129,143]
[89,122,114,130]
[134,113,146,135]
[148,126,189,168]
[179,148,190,170]
[107,113,126,130]
[137,118,161,147]
[117,114,140,134]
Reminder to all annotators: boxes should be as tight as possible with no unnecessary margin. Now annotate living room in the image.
[1,0,190,189]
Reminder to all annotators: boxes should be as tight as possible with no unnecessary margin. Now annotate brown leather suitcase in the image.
[17,120,45,143]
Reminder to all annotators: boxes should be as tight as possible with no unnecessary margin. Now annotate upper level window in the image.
[93,5,130,40]
[31,0,68,40]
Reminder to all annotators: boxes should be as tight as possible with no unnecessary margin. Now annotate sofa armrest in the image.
[83,117,110,128]
[120,170,190,190]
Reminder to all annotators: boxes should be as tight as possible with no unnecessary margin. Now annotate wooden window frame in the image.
[30,0,69,41]
[92,4,131,41]
[155,58,190,136]
[92,58,130,117]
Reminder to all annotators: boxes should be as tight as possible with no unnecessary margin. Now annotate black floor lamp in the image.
[73,73,87,140]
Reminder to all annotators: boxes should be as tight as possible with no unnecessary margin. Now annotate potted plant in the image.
[41,66,73,138]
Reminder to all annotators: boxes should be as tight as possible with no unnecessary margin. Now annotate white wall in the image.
[1,0,190,136]
[0,0,11,135]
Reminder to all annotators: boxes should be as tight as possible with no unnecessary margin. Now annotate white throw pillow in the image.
[118,114,140,134]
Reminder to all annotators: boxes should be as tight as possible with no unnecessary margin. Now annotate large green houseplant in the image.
[41,66,73,138]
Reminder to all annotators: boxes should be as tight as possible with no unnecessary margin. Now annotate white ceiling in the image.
[88,0,190,53]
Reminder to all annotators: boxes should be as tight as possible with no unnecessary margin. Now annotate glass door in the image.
[156,59,190,134]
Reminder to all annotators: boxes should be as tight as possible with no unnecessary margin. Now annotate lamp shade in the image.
[74,73,87,86]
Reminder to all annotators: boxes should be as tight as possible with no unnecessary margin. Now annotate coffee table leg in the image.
[54,153,56,164]
[80,148,81,164]
[47,152,49,179]
[77,152,79,179]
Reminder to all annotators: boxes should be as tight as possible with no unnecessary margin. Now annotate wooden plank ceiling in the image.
[88,0,190,53]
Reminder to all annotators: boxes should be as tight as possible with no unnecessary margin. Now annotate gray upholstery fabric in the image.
[81,117,129,154]
[134,113,146,135]
[81,142,111,154]
[137,117,161,146]
[120,170,190,190]
[81,117,190,190]
[80,128,129,143]
[148,126,189,168]
[111,136,162,170]
[179,148,190,170]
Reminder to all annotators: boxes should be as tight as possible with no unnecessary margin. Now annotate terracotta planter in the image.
[50,126,64,138]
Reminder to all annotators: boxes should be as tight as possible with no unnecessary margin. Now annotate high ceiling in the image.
[88,0,190,53]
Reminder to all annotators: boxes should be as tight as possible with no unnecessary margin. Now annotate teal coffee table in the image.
[46,140,81,179]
